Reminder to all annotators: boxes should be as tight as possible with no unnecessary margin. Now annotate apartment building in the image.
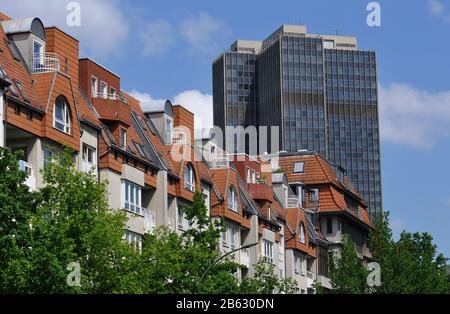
[0,11,373,293]
[276,151,374,264]
[213,25,382,218]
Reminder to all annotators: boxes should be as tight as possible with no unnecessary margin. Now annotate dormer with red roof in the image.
[277,150,373,265]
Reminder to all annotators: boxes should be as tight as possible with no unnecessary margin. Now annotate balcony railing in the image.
[240,248,250,268]
[32,53,60,73]
[287,195,300,208]
[165,130,187,145]
[19,160,36,190]
[209,155,229,169]
[92,92,118,100]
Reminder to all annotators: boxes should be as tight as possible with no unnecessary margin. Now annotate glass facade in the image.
[325,49,381,214]
[281,36,326,156]
[213,29,382,217]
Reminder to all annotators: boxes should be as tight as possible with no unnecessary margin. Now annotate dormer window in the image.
[100,81,108,99]
[91,76,98,97]
[53,96,70,134]
[293,162,304,173]
[185,163,195,192]
[33,40,44,69]
[298,223,305,244]
[120,128,127,149]
[228,186,238,212]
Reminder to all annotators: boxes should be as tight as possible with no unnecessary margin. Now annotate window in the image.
[222,225,229,247]
[91,76,98,97]
[178,207,185,231]
[293,162,304,173]
[262,239,274,264]
[124,230,142,253]
[228,187,238,212]
[110,87,117,99]
[224,223,238,250]
[326,217,333,234]
[134,141,148,160]
[53,96,70,134]
[309,188,319,203]
[120,128,127,149]
[122,180,142,215]
[324,40,335,49]
[185,163,195,192]
[298,223,305,244]
[164,117,173,143]
[246,167,251,183]
[43,148,54,168]
[100,81,108,98]
[33,40,44,69]
[82,144,96,172]
[251,169,256,183]
[295,255,306,275]
[338,221,344,234]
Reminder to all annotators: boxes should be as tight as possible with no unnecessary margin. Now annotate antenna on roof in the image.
[335,29,341,36]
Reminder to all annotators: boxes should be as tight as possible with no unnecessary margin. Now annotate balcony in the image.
[91,96,131,125]
[208,155,229,169]
[19,160,36,190]
[287,195,300,208]
[32,53,60,73]
[306,271,314,288]
[165,130,187,145]
[92,92,118,100]
[249,181,272,202]
[240,248,250,268]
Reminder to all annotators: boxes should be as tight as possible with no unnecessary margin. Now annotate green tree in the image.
[327,235,369,294]
[239,259,299,294]
[369,212,449,294]
[0,148,37,293]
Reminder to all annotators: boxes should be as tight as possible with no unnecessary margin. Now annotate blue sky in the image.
[2,0,449,257]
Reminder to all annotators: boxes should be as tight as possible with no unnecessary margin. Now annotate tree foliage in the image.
[327,234,369,294]
[0,147,295,294]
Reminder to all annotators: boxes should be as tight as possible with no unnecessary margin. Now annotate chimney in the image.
[172,105,194,146]
[45,27,79,89]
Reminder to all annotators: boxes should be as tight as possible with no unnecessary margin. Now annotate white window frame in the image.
[53,97,70,134]
[184,164,195,192]
[100,81,108,99]
[228,224,237,250]
[33,39,44,68]
[178,207,185,231]
[120,128,127,149]
[91,76,98,97]
[246,167,251,183]
[124,230,142,253]
[122,180,142,215]
[262,239,274,264]
[222,226,229,247]
[82,143,96,173]
[251,169,256,183]
[228,187,238,212]
[293,162,304,173]
[43,148,54,168]
[299,223,306,244]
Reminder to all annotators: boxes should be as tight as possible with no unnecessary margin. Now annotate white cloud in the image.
[138,20,175,57]
[179,11,231,55]
[129,90,165,111]
[130,89,213,129]
[379,83,450,149]
[429,0,445,16]
[173,90,213,129]
[130,89,213,130]
[428,0,450,22]
[0,0,129,58]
